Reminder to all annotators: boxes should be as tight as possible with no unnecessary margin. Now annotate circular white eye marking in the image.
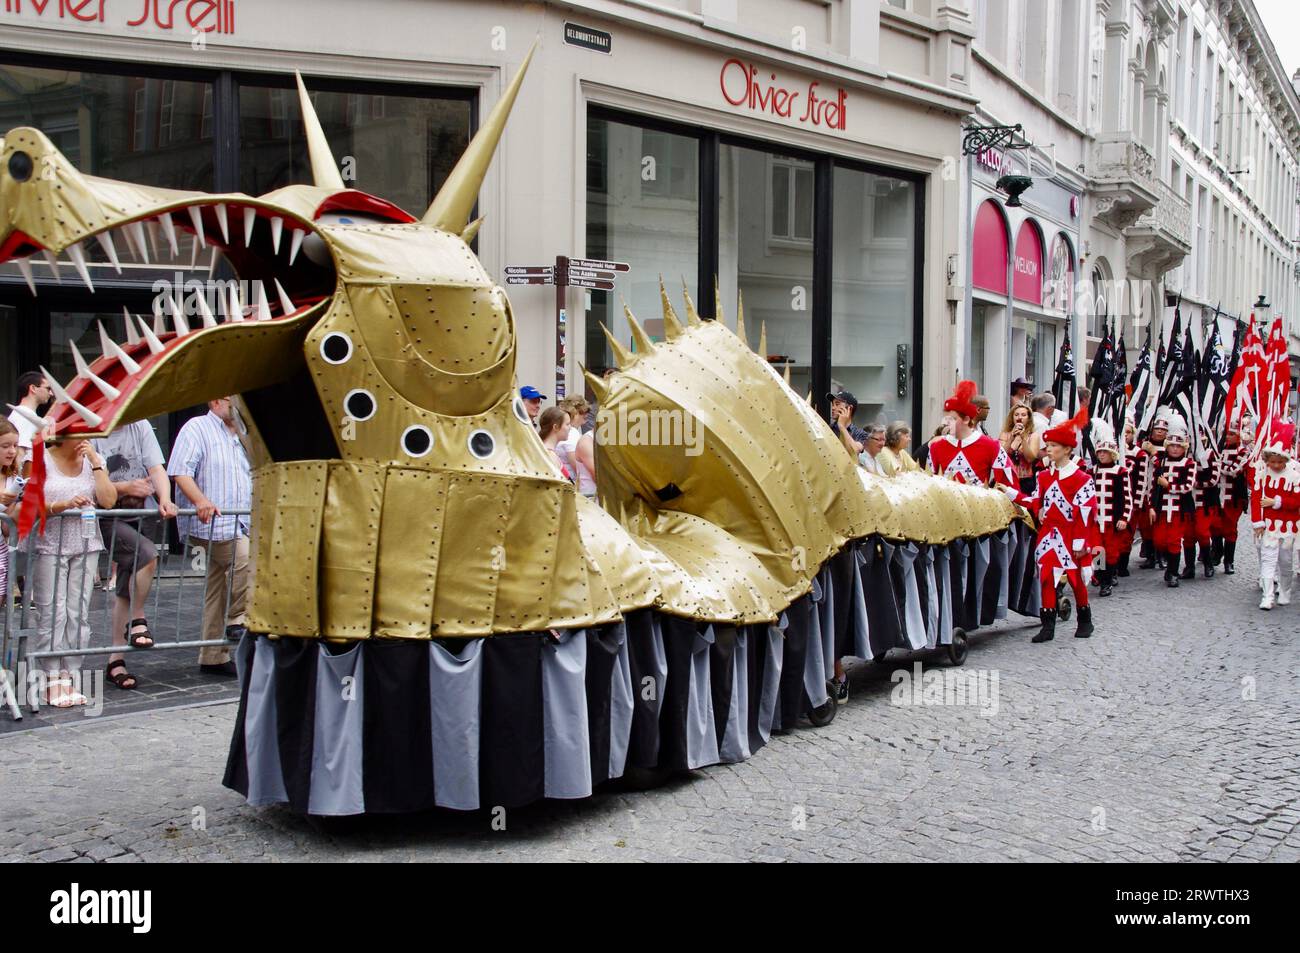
[320,332,353,364]
[468,429,496,459]
[344,388,376,422]
[513,396,529,423]
[401,424,433,458]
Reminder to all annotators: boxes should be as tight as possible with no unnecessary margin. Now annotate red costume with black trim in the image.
[1020,459,1100,610]
[1214,444,1251,541]
[927,379,1020,495]
[1190,451,1221,549]
[1094,461,1133,567]
[927,431,1019,492]
[1148,451,1197,555]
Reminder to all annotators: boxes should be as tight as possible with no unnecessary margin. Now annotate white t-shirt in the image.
[859,449,884,475]
[6,409,36,451]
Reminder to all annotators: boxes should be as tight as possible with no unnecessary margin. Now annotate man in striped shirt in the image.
[167,397,251,676]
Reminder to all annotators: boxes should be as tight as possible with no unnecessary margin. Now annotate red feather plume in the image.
[951,379,977,403]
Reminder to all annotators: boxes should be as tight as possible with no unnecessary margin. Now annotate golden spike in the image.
[758,320,767,359]
[736,290,748,347]
[677,279,699,332]
[622,301,657,357]
[294,72,345,191]
[806,390,814,406]
[656,277,684,336]
[460,216,485,245]
[424,41,537,230]
[599,321,634,369]
[580,364,609,404]
[784,361,792,386]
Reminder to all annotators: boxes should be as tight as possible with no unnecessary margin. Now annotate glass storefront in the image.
[719,143,814,395]
[585,114,699,362]
[585,108,924,432]
[0,56,473,457]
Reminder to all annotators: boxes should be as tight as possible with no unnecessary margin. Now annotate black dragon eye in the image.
[8,151,33,182]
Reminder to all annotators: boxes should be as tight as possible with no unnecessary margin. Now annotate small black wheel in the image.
[947,628,969,666]
[807,680,838,727]
[872,651,890,664]
[1057,597,1073,622]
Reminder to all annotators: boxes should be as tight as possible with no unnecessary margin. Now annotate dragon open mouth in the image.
[0,198,337,437]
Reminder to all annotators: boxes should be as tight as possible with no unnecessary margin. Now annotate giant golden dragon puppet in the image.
[1,50,1037,814]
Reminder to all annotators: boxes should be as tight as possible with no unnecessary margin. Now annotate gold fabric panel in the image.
[319,463,385,639]
[373,467,447,639]
[246,462,327,636]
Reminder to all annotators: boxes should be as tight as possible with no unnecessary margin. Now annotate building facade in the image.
[963,0,1300,423]
[0,0,994,450]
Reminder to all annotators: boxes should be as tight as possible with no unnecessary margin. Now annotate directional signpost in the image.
[502,254,630,400]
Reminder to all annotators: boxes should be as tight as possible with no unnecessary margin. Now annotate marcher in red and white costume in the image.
[1090,419,1131,598]
[1213,423,1252,575]
[927,380,1020,495]
[1017,407,1099,642]
[1134,407,1173,569]
[1116,415,1140,577]
[1185,446,1222,580]
[1146,413,1197,588]
[1250,421,1300,610]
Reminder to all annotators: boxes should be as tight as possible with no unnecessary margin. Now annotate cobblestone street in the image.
[3,538,1298,863]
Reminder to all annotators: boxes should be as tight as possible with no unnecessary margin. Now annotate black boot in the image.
[1032,608,1057,643]
[1139,540,1156,569]
[1202,545,1215,578]
[1117,551,1131,577]
[1180,544,1196,579]
[1165,551,1181,587]
[1211,537,1224,567]
[1099,569,1114,597]
[1223,540,1236,575]
[1074,604,1094,639]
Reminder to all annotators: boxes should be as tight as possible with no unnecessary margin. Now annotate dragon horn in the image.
[424,40,537,231]
[599,321,634,369]
[294,72,345,191]
[736,290,748,348]
[623,301,656,357]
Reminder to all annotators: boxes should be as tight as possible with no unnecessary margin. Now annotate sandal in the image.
[127,617,155,649]
[44,677,72,707]
[106,659,138,691]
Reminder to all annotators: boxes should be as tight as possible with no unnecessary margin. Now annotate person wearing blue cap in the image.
[519,385,547,426]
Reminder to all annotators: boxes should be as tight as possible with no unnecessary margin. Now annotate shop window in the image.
[133,84,148,152]
[238,81,471,220]
[584,115,699,374]
[831,167,916,427]
[720,144,814,393]
[200,86,213,139]
[159,80,175,145]
[769,157,814,244]
[640,129,696,202]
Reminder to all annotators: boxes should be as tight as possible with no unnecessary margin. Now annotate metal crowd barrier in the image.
[1,507,251,717]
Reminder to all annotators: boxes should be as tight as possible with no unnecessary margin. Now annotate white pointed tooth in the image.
[39,365,103,429]
[213,203,229,244]
[187,205,206,249]
[122,307,140,346]
[69,341,121,401]
[15,257,36,296]
[67,242,94,292]
[270,217,283,253]
[96,231,122,274]
[288,228,304,266]
[145,219,162,262]
[227,284,245,322]
[152,302,167,336]
[208,248,223,280]
[255,281,272,321]
[189,234,201,270]
[272,278,295,317]
[42,249,63,283]
[127,221,149,265]
[158,211,179,256]
[196,292,218,328]
[137,316,166,355]
[98,321,142,374]
[7,403,49,431]
[242,207,256,246]
[170,292,190,336]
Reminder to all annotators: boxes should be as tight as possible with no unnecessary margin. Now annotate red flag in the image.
[1226,314,1261,428]
[16,436,46,540]
[1255,318,1292,455]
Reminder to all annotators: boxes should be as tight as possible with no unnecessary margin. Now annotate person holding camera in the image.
[827,390,868,458]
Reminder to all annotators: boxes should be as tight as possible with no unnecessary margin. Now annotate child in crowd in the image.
[1090,419,1131,598]
[1146,414,1197,588]
[1250,422,1300,611]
